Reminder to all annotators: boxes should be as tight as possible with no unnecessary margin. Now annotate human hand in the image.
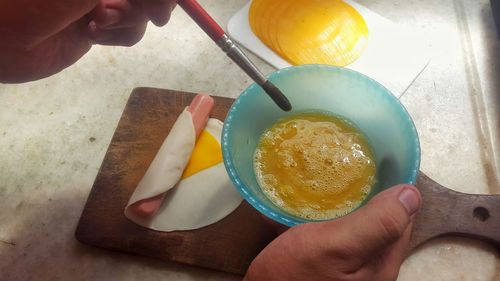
[0,0,176,83]
[245,184,422,281]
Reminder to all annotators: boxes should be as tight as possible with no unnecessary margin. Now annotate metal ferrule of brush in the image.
[216,35,267,86]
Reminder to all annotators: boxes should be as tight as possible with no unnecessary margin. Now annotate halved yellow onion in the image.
[249,0,369,66]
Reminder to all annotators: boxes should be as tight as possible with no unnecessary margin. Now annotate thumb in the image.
[331,185,421,262]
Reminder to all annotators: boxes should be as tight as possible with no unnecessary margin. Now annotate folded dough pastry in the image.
[125,111,242,231]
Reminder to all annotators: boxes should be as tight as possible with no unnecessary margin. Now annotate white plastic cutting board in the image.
[227,1,430,97]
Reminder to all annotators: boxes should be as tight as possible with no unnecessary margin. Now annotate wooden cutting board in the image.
[75,87,500,276]
[75,88,278,275]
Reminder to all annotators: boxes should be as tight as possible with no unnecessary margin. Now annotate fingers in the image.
[90,21,148,46]
[88,0,147,46]
[245,185,421,281]
[325,185,421,265]
[90,0,176,29]
[143,0,177,26]
[90,0,147,29]
[88,0,176,46]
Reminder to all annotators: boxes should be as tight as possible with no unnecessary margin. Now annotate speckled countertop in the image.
[0,0,499,280]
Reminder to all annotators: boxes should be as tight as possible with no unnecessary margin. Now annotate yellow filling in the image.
[249,0,369,66]
[182,129,222,179]
[254,112,376,220]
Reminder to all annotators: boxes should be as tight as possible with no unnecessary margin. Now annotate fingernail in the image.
[398,187,421,215]
[88,21,98,35]
[87,21,103,43]
[88,21,99,43]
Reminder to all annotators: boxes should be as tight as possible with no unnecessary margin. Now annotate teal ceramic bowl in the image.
[222,65,420,226]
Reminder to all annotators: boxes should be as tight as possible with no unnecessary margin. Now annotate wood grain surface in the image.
[75,87,500,276]
[411,173,500,250]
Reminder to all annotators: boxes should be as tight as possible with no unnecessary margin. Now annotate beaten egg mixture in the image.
[254,112,376,220]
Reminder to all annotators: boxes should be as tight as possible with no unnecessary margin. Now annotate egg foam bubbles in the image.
[254,112,376,220]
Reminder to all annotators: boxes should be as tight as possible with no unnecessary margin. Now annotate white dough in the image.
[124,118,243,231]
[126,108,195,208]
[149,161,242,231]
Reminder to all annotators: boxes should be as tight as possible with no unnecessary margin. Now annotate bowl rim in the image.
[222,64,421,226]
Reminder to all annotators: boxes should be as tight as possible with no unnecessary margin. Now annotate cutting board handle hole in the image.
[473,207,490,222]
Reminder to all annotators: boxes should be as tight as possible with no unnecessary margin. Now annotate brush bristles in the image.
[261,81,292,111]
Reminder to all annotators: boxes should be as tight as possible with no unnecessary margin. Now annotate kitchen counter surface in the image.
[0,0,498,280]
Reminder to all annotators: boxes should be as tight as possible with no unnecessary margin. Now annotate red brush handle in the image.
[178,0,226,41]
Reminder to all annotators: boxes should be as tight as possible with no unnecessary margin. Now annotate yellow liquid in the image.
[254,112,376,220]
